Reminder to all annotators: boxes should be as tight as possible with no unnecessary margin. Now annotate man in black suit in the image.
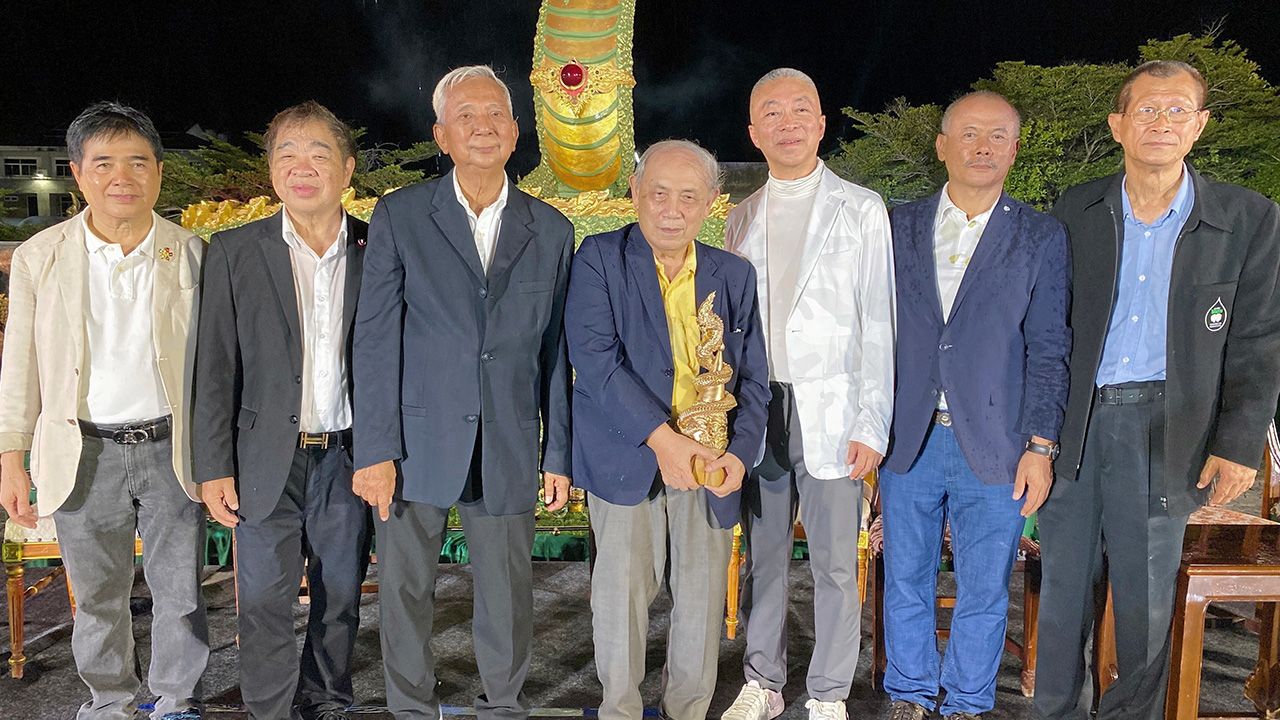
[195,101,371,720]
[1035,61,1280,720]
[351,65,574,720]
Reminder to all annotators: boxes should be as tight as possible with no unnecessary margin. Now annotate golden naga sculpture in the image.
[677,292,738,488]
[524,0,637,197]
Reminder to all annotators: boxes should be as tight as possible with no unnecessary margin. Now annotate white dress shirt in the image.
[933,183,998,410]
[80,213,169,424]
[452,172,509,273]
[282,210,351,432]
[765,160,824,383]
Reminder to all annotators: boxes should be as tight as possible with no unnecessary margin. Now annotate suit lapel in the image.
[949,194,1015,320]
[625,225,674,365]
[151,213,180,357]
[342,216,366,339]
[429,169,486,283]
[55,215,89,366]
[486,190,535,286]
[694,242,725,323]
[909,194,945,327]
[790,170,842,320]
[258,212,304,372]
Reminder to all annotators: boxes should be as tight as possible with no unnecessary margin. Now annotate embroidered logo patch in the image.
[158,247,174,262]
[1205,297,1227,332]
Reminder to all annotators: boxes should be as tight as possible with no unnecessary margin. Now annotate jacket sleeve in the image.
[538,221,574,477]
[352,199,406,469]
[726,263,770,465]
[1210,199,1280,465]
[0,247,42,453]
[191,235,241,482]
[565,236,672,446]
[1018,218,1072,442]
[849,200,897,454]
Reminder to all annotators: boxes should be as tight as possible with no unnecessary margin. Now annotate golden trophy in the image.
[677,292,738,487]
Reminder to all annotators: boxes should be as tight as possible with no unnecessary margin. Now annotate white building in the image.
[0,144,79,220]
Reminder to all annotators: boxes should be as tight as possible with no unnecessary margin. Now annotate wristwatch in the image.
[1025,438,1060,460]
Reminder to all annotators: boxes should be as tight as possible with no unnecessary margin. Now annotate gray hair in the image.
[750,67,819,107]
[634,140,722,194]
[941,90,1022,136]
[432,65,514,122]
[66,101,164,166]
[1114,60,1207,113]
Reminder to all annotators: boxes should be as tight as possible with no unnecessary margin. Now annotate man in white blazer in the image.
[722,68,896,720]
[0,102,208,720]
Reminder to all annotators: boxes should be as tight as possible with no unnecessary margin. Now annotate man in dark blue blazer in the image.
[566,140,769,720]
[880,92,1070,720]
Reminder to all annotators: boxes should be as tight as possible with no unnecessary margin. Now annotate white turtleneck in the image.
[764,159,824,383]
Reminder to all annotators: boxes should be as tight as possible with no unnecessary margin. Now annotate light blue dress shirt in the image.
[1095,166,1195,386]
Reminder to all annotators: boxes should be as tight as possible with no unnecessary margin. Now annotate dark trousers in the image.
[234,444,372,720]
[1035,395,1190,720]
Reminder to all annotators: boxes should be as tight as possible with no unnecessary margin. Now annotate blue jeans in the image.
[879,423,1024,716]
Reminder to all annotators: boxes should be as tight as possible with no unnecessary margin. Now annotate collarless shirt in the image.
[655,247,700,415]
[452,172,509,274]
[80,212,169,424]
[1095,165,1195,386]
[932,185,998,411]
[764,159,824,382]
[282,209,351,432]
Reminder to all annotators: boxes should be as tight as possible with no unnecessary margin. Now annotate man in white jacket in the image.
[722,68,896,720]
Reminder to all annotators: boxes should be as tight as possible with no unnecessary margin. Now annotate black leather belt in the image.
[933,410,953,427]
[1097,381,1166,405]
[79,416,172,445]
[298,429,351,450]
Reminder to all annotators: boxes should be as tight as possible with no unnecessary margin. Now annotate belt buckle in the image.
[935,411,952,427]
[299,432,330,450]
[112,427,148,445]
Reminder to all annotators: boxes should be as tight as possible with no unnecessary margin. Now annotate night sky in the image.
[3,0,1279,176]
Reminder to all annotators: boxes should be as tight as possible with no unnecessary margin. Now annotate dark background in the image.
[3,0,1278,175]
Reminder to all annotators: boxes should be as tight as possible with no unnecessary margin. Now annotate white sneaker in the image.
[805,698,848,720]
[722,680,785,720]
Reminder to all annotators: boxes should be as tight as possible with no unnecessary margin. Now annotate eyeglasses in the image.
[1124,106,1202,125]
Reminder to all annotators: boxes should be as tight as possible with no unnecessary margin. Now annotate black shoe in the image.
[887,700,928,720]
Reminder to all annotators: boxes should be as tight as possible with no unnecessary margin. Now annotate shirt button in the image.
[481,352,494,362]
[290,414,299,424]
[1131,315,1139,322]
[465,414,479,423]
[1122,357,1131,364]
[320,333,328,340]
[1139,274,1147,282]
[295,375,302,384]
[479,287,488,298]
[1144,231,1152,238]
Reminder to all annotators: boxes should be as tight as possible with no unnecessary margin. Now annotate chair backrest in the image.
[1264,421,1280,521]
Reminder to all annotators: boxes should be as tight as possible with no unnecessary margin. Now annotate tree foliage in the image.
[828,32,1280,208]
[156,130,439,217]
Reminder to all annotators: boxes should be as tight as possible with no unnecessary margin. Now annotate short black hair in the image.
[263,100,358,162]
[65,101,164,166]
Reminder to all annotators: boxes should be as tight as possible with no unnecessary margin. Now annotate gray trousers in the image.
[1035,398,1189,720]
[588,486,732,720]
[741,382,863,701]
[53,432,209,720]
[378,498,535,720]
[234,444,371,720]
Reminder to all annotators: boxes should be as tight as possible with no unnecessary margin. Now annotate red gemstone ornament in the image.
[560,61,587,96]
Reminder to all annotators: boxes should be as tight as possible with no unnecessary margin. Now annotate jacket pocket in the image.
[237,407,258,429]
[518,280,553,293]
[401,404,430,417]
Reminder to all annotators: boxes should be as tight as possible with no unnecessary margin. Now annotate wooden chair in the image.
[3,516,142,679]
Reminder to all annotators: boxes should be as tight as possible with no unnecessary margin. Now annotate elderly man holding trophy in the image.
[565,139,770,720]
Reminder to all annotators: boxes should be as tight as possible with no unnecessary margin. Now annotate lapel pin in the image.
[158,247,174,261]
[1003,205,1011,212]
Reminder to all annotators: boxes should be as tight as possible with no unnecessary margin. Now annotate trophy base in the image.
[693,455,725,488]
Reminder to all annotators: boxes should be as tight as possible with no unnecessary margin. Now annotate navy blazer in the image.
[884,192,1071,485]
[565,224,770,528]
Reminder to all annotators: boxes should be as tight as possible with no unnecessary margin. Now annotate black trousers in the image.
[1034,393,1190,720]
[235,443,372,719]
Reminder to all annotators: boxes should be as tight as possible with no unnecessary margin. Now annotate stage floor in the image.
[1,557,1270,719]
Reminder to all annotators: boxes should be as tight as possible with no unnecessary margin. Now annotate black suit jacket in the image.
[352,172,574,516]
[193,212,367,522]
[1053,164,1280,515]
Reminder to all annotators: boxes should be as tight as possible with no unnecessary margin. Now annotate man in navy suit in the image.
[565,140,770,720]
[880,91,1071,720]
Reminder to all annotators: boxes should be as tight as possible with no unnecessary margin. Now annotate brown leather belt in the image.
[298,429,352,449]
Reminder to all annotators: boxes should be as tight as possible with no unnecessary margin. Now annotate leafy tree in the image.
[828,31,1280,208]
[156,131,439,217]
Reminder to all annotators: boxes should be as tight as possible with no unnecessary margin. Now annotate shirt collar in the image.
[281,207,349,259]
[1121,162,1195,225]
[935,182,999,228]
[452,171,510,221]
[82,210,157,258]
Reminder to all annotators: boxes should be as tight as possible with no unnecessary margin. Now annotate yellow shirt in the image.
[655,248,701,416]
